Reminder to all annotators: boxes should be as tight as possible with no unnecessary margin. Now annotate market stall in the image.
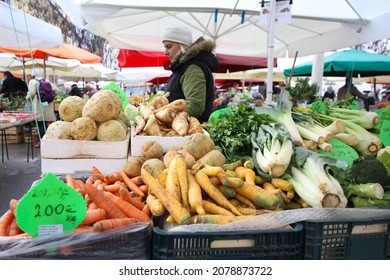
[0,86,389,260]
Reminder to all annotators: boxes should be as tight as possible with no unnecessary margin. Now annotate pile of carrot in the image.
[141,155,309,225]
[0,166,152,237]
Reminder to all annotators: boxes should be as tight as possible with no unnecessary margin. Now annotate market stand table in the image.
[0,113,37,163]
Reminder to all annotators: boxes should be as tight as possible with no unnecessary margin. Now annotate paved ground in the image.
[0,143,41,216]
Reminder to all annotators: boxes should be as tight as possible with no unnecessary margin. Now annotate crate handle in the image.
[210,238,255,249]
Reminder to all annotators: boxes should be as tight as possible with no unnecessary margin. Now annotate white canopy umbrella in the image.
[116,67,172,86]
[47,63,118,81]
[0,1,63,48]
[75,0,390,102]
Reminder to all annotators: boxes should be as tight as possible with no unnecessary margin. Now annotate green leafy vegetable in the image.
[206,104,271,163]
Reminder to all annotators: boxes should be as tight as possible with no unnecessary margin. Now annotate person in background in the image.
[322,86,336,101]
[26,69,57,148]
[69,84,83,98]
[337,77,369,110]
[0,71,28,98]
[229,82,240,96]
[85,82,98,98]
[162,23,219,122]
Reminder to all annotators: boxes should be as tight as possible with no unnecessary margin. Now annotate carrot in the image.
[141,168,191,225]
[120,170,145,198]
[216,172,244,189]
[217,185,236,198]
[130,175,144,186]
[81,208,106,225]
[195,171,242,216]
[223,159,243,171]
[86,175,95,185]
[138,184,149,195]
[263,181,277,191]
[103,181,121,193]
[8,216,22,236]
[0,210,14,236]
[104,191,151,222]
[119,184,145,210]
[75,179,86,192]
[142,204,151,217]
[233,193,256,209]
[270,178,293,192]
[87,202,98,210]
[234,182,283,210]
[176,153,189,211]
[9,199,19,215]
[201,165,224,177]
[93,218,137,232]
[202,200,235,216]
[191,214,250,225]
[84,183,127,219]
[255,175,267,186]
[187,170,206,215]
[73,225,94,233]
[65,173,76,189]
[243,168,256,185]
[165,157,181,202]
[104,171,122,185]
[92,166,104,181]
[146,194,165,217]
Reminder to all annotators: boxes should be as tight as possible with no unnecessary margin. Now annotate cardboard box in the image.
[41,156,128,175]
[130,125,193,156]
[41,130,130,159]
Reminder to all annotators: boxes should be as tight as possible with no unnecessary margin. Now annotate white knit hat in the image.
[162,24,193,46]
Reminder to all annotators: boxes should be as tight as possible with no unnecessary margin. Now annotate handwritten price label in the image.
[380,120,390,147]
[15,173,87,236]
[319,138,358,167]
[101,81,128,110]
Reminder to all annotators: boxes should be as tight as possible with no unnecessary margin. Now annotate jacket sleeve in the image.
[26,79,38,100]
[180,64,206,118]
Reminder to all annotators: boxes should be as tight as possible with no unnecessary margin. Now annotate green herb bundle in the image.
[206,104,271,163]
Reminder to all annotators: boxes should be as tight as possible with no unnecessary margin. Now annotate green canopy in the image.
[284,50,390,78]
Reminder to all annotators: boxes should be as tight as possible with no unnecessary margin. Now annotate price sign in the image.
[101,81,128,110]
[380,120,390,147]
[319,138,359,168]
[15,173,87,236]
[311,101,326,114]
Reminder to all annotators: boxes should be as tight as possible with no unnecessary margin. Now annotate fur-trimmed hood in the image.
[171,37,218,72]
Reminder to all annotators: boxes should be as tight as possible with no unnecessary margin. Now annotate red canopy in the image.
[117,49,276,73]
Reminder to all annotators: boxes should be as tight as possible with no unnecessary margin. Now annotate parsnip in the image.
[172,112,190,136]
[143,113,162,136]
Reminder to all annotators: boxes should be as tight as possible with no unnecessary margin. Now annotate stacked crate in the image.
[40,130,131,174]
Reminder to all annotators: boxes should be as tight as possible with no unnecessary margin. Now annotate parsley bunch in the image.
[206,104,271,163]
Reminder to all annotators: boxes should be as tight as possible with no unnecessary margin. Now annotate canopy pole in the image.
[266,0,276,105]
[288,51,298,86]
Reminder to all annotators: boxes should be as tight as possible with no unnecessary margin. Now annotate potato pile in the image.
[134,93,203,137]
[46,90,128,142]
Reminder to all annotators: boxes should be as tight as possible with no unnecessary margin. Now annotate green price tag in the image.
[380,120,390,147]
[15,173,87,236]
[319,138,359,168]
[311,101,326,113]
[101,81,128,110]
[349,100,359,110]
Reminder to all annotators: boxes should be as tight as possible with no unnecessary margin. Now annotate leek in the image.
[251,122,293,178]
[255,90,304,146]
[283,147,348,208]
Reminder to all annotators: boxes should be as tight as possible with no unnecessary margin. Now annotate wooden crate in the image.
[0,134,24,144]
[4,126,24,135]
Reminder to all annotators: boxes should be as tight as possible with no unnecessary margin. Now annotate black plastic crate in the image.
[0,222,153,260]
[303,218,390,260]
[152,223,303,260]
